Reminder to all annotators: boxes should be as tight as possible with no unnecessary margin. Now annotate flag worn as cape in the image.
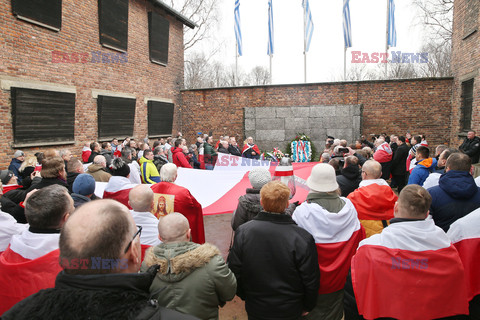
[103,176,137,209]
[347,183,397,220]
[293,199,365,294]
[0,248,61,315]
[241,143,261,156]
[151,182,205,244]
[351,220,469,320]
[448,208,480,302]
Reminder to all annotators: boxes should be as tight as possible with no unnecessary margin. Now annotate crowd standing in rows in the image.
[0,130,479,319]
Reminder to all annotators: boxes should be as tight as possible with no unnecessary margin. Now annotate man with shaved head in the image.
[3,200,195,319]
[142,212,236,319]
[348,160,398,237]
[128,185,161,246]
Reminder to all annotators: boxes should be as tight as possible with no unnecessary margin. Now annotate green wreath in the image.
[284,133,318,162]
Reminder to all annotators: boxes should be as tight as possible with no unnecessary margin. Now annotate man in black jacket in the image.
[459,130,480,164]
[390,136,409,192]
[228,137,242,156]
[3,199,197,320]
[228,181,320,320]
[336,156,361,197]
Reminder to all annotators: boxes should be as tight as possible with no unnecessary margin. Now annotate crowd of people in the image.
[0,129,479,319]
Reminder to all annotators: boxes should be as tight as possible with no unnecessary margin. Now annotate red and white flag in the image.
[293,199,365,294]
[448,208,480,302]
[347,182,397,221]
[102,176,137,209]
[0,231,61,315]
[352,220,469,320]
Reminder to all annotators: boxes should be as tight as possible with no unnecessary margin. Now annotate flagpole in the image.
[303,1,307,83]
[269,55,272,84]
[235,42,239,86]
[385,0,389,78]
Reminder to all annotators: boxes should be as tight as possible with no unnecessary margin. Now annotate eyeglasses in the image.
[124,225,142,254]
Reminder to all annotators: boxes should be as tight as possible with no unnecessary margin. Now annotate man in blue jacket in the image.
[8,151,24,184]
[408,146,436,186]
[428,152,480,232]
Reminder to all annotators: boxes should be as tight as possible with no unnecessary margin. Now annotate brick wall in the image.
[451,0,480,145]
[180,78,453,153]
[0,0,184,167]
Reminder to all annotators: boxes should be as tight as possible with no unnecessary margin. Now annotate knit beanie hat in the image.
[13,150,24,158]
[0,170,14,185]
[111,158,130,177]
[248,167,271,190]
[73,174,96,196]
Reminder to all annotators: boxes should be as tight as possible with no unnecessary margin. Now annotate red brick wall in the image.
[180,78,453,150]
[0,0,184,167]
[451,0,480,145]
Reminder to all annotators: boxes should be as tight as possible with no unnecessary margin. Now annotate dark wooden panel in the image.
[98,0,128,51]
[11,87,75,144]
[461,79,474,131]
[97,95,136,139]
[12,0,62,30]
[147,101,174,136]
[148,11,169,65]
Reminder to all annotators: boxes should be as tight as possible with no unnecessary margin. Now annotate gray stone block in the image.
[335,106,351,117]
[256,107,276,118]
[284,130,297,141]
[310,128,327,140]
[276,107,293,118]
[244,107,255,119]
[310,105,336,117]
[256,130,285,141]
[245,118,255,131]
[244,131,256,140]
[256,118,284,130]
[352,105,362,116]
[285,118,310,130]
[309,118,324,129]
[291,106,310,117]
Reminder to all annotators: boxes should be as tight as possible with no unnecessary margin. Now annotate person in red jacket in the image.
[150,163,205,244]
[171,139,192,169]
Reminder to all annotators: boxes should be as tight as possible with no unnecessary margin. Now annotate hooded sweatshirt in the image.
[407,157,437,186]
[428,170,480,232]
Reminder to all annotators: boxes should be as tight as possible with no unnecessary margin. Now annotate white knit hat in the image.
[248,168,271,190]
[306,163,339,193]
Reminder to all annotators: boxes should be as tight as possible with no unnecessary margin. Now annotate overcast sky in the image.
[196,0,427,84]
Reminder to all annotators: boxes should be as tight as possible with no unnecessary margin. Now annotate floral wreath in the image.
[286,133,317,162]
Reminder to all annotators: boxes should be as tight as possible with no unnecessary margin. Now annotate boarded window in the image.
[148,11,169,65]
[97,95,136,140]
[147,101,174,136]
[98,0,128,52]
[463,0,479,39]
[461,79,474,131]
[11,88,75,145]
[12,0,62,31]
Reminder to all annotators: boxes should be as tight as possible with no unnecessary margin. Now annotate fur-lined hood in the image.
[143,242,220,282]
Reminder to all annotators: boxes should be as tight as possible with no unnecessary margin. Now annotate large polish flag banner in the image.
[448,208,480,302]
[95,154,317,215]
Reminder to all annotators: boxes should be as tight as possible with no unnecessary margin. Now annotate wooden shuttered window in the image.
[461,79,474,131]
[148,11,169,65]
[98,0,128,52]
[12,0,62,31]
[97,95,136,140]
[147,101,174,136]
[11,87,75,146]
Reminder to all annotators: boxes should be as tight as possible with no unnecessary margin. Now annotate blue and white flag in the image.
[387,0,397,47]
[267,0,274,55]
[302,0,314,52]
[343,0,352,48]
[234,0,242,56]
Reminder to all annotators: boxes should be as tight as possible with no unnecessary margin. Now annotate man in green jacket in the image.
[203,136,217,170]
[141,212,236,320]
